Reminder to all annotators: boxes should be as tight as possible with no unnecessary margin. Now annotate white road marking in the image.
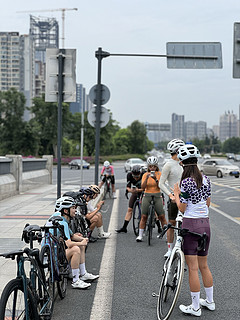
[90,190,119,320]
[210,206,240,226]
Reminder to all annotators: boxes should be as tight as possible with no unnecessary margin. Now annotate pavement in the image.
[0,182,102,296]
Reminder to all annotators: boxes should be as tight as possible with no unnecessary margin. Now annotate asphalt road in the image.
[51,162,240,320]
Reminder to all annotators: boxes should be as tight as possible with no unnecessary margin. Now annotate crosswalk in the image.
[210,176,240,191]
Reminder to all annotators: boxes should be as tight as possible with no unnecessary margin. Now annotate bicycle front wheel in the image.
[132,200,141,236]
[147,206,154,246]
[0,278,39,320]
[157,249,184,320]
[40,246,55,316]
[57,241,68,299]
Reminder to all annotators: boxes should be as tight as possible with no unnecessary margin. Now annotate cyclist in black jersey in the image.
[116,165,144,233]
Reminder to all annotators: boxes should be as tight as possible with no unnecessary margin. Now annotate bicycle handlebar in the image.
[158,223,208,252]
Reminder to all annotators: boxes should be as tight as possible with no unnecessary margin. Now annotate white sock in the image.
[205,286,214,303]
[79,263,86,276]
[98,225,104,235]
[167,243,173,252]
[139,229,144,237]
[191,291,200,310]
[72,268,79,282]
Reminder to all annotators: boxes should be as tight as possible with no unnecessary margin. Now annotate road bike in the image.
[0,224,52,320]
[40,216,69,304]
[132,192,142,236]
[102,175,113,199]
[145,195,156,246]
[152,212,207,320]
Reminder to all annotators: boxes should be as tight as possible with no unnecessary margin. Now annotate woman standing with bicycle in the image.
[116,165,144,234]
[174,144,215,317]
[136,156,167,242]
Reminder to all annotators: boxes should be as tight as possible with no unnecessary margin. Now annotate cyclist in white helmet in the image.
[159,139,185,258]
[98,160,117,198]
[47,196,99,290]
[136,156,167,242]
[173,144,214,316]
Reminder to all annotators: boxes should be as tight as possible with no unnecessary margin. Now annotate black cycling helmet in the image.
[79,187,95,197]
[132,165,141,175]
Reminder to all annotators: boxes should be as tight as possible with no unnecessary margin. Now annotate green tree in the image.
[128,120,148,154]
[113,128,131,154]
[222,137,240,154]
[29,96,71,156]
[0,88,33,154]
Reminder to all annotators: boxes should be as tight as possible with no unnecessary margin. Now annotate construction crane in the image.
[17,8,78,48]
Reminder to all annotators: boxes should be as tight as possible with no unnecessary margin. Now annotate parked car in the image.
[200,159,239,178]
[124,158,146,172]
[234,154,240,161]
[226,153,235,160]
[68,159,90,169]
[203,154,211,159]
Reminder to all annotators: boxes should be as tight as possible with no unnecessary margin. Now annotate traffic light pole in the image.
[94,48,110,185]
[57,50,65,198]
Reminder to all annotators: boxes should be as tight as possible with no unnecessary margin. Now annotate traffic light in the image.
[233,22,240,78]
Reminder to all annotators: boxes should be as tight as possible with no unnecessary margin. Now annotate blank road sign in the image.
[166,42,222,69]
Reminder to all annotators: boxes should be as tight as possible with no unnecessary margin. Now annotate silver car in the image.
[124,158,146,172]
[200,159,240,178]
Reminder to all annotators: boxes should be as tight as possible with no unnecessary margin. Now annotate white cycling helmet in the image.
[167,139,185,154]
[104,160,110,167]
[177,145,200,162]
[147,156,158,166]
[55,196,76,211]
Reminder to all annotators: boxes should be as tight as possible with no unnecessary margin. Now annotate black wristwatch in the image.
[156,179,158,183]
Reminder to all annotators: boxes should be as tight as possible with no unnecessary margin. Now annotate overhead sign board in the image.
[166,42,222,69]
[89,84,110,105]
[45,48,76,102]
[87,106,110,128]
[146,123,171,131]
[233,22,240,78]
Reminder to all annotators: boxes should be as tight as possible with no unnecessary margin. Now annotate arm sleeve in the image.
[126,173,131,188]
[110,166,114,175]
[100,167,105,175]
[159,163,171,196]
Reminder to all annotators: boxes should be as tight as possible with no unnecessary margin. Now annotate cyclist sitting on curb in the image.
[98,160,117,199]
[116,165,144,233]
[86,185,111,239]
[47,196,99,289]
[159,138,185,258]
[136,156,167,242]
[173,144,215,317]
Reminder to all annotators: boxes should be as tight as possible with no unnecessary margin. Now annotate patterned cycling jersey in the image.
[101,165,114,175]
[180,175,211,218]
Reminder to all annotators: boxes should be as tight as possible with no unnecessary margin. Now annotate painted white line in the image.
[210,206,240,226]
[90,190,119,320]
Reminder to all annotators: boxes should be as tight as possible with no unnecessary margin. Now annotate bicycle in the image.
[132,192,142,236]
[0,224,53,320]
[152,212,207,320]
[40,216,69,303]
[102,175,113,199]
[145,195,156,246]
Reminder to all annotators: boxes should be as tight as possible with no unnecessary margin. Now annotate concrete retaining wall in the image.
[0,155,53,200]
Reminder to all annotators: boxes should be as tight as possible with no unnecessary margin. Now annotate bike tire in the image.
[0,278,39,320]
[147,206,154,246]
[132,200,141,236]
[157,249,184,320]
[39,246,55,317]
[57,240,68,299]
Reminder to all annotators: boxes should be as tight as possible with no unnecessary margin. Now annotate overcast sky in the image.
[2,0,240,129]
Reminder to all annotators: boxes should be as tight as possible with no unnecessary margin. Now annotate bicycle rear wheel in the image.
[39,246,55,316]
[157,249,184,320]
[57,241,68,299]
[0,278,39,320]
[132,200,141,236]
